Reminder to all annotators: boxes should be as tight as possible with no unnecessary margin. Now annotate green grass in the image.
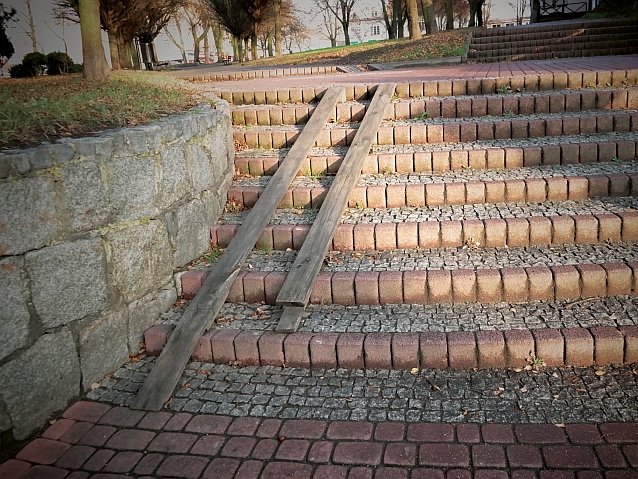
[0,71,197,150]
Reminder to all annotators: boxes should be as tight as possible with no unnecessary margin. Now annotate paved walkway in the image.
[206,55,638,91]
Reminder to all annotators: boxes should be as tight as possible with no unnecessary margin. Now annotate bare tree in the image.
[273,0,282,56]
[443,0,454,29]
[16,0,39,51]
[182,2,212,63]
[482,0,492,24]
[380,0,403,39]
[79,0,109,80]
[211,20,224,60]
[405,0,421,39]
[317,0,341,46]
[508,0,529,24]
[164,20,189,63]
[204,0,251,61]
[315,0,355,45]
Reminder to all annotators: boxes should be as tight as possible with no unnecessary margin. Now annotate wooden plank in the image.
[275,306,305,333]
[276,83,396,319]
[130,87,345,411]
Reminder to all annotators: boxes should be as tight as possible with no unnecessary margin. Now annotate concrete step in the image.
[235,134,638,176]
[212,210,638,251]
[468,41,638,60]
[471,30,638,50]
[175,65,339,83]
[475,46,638,63]
[232,110,638,149]
[216,68,638,105]
[472,17,638,39]
[231,88,638,126]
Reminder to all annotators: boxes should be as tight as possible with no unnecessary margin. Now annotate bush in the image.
[8,62,30,78]
[68,63,83,74]
[46,51,73,75]
[21,51,47,76]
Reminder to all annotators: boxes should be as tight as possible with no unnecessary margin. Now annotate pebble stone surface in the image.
[86,357,638,425]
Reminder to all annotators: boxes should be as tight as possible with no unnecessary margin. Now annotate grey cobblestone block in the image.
[62,160,110,232]
[159,145,190,210]
[127,285,177,353]
[108,155,158,222]
[0,257,30,361]
[166,199,211,269]
[26,238,108,328]
[0,176,57,256]
[0,329,80,440]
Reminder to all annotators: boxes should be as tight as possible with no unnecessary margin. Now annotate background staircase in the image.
[467,18,638,63]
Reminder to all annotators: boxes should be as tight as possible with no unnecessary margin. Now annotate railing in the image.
[539,1,589,17]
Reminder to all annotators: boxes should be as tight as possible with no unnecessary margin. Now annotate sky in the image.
[2,0,520,70]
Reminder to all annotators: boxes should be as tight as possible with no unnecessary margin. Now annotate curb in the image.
[228,172,638,209]
[144,323,638,370]
[177,65,339,83]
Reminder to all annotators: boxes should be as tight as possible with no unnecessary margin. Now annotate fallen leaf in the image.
[595,370,605,376]
[572,378,580,383]
[352,252,363,258]
[520,387,528,393]
[555,423,566,428]
[492,390,502,396]
[180,383,190,389]
[90,382,100,390]
[513,367,522,372]
[576,388,586,392]
[410,367,419,374]
[198,369,212,375]
[552,372,559,378]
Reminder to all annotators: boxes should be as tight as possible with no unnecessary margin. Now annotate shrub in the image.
[8,62,30,78]
[21,51,47,76]
[46,51,73,75]
[68,63,83,74]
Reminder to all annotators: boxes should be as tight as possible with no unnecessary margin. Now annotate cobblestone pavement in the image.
[231,160,638,188]
[158,295,638,333]
[242,242,638,273]
[206,54,638,90]
[221,197,638,226]
[85,359,638,425]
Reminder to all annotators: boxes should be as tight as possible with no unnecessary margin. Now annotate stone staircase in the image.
[149,66,638,373]
[467,18,638,63]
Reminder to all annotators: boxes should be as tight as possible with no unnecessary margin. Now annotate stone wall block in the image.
[108,155,158,222]
[116,128,149,157]
[0,329,81,440]
[0,176,57,256]
[62,160,110,232]
[26,238,108,329]
[159,145,190,211]
[142,125,163,154]
[73,137,114,163]
[79,311,129,390]
[187,143,216,194]
[158,118,183,143]
[166,199,211,269]
[0,257,30,361]
[127,285,177,353]
[105,220,174,303]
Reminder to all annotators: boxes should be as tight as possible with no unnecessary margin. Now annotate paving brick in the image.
[598,423,638,443]
[54,445,95,469]
[364,333,393,369]
[620,325,638,363]
[595,445,627,468]
[552,265,580,300]
[506,218,530,248]
[420,331,448,369]
[186,415,232,434]
[190,435,226,456]
[546,177,568,201]
[13,465,70,479]
[623,445,638,467]
[484,219,507,247]
[503,329,533,367]
[602,263,633,296]
[427,124,443,143]
[472,444,507,468]
[333,442,383,465]
[63,402,111,423]
[234,330,263,366]
[462,220,485,248]
[327,421,373,440]
[618,212,638,241]
[147,432,197,453]
[448,331,477,369]
[427,270,452,303]
[275,439,310,461]
[418,444,469,467]
[383,443,417,466]
[441,220,463,247]
[103,451,144,473]
[332,272,356,306]
[312,465,347,479]
[507,445,543,468]
[375,423,406,442]
[0,459,32,479]
[543,445,599,469]
[575,264,606,298]
[568,176,590,200]
[563,328,594,367]
[485,180,506,204]
[396,222,418,249]
[17,438,71,465]
[551,216,575,244]
[451,269,477,303]
[392,333,419,370]
[258,331,285,367]
[59,422,93,444]
[532,329,564,367]
[476,268,502,303]
[515,424,568,444]
[476,330,505,368]
[82,448,115,470]
[308,441,334,463]
[477,122,495,141]
[310,333,339,368]
[528,216,552,246]
[379,271,403,305]
[105,429,155,450]
[525,178,546,202]
[407,423,454,442]
[591,326,624,365]
[564,424,603,445]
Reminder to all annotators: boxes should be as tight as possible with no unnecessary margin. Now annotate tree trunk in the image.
[331,36,337,47]
[477,0,484,26]
[468,0,478,26]
[244,37,249,62]
[274,0,282,56]
[232,35,239,62]
[204,33,210,63]
[128,40,140,70]
[212,22,223,62]
[107,29,121,70]
[267,31,273,56]
[79,0,109,81]
[406,0,421,39]
[392,0,401,38]
[116,32,133,69]
[191,26,200,63]
[420,0,437,34]
[444,0,454,29]
[251,23,258,60]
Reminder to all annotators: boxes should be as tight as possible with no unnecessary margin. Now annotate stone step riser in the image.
[231,89,638,126]
[477,47,638,63]
[235,139,638,176]
[472,19,638,39]
[229,171,638,209]
[218,69,638,105]
[472,27,638,45]
[211,212,638,251]
[181,261,638,308]
[468,43,638,59]
[471,31,638,50]
[233,112,638,149]
[180,65,339,83]
[145,322,638,370]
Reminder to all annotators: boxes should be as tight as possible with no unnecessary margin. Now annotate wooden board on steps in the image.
[275,83,397,333]
[130,86,346,411]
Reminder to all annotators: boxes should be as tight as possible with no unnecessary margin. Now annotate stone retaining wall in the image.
[0,102,234,440]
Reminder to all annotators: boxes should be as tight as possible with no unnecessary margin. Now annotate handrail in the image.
[539,1,589,16]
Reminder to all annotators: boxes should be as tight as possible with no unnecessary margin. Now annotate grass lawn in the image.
[0,71,198,151]
[244,29,472,67]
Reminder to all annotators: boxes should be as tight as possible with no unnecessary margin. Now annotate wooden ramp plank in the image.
[275,83,396,332]
[131,86,345,411]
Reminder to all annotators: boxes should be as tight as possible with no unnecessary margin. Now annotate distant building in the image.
[486,17,531,28]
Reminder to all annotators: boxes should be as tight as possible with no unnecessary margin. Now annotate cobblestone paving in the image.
[242,242,638,273]
[231,160,638,188]
[221,197,638,226]
[87,359,638,424]
[159,296,638,333]
[236,131,638,158]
